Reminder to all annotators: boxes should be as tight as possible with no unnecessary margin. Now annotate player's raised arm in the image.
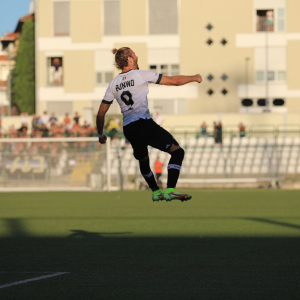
[159,74,202,86]
[96,102,111,144]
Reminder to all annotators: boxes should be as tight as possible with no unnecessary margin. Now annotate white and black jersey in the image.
[102,70,162,126]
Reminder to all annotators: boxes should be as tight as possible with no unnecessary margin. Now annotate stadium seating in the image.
[105,136,300,180]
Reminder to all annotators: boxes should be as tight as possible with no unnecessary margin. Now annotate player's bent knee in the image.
[139,155,149,162]
[170,147,185,161]
[133,151,149,161]
[168,144,180,153]
[133,146,148,160]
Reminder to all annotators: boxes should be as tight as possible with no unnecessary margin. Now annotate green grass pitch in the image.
[0,190,300,299]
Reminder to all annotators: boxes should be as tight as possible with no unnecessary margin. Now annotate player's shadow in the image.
[242,217,300,230]
[68,230,133,238]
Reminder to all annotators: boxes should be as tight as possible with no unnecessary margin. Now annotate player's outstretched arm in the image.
[159,74,202,86]
[96,102,111,144]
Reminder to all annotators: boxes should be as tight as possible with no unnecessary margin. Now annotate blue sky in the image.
[0,0,32,36]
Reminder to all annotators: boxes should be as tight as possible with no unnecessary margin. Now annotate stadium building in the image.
[35,0,300,124]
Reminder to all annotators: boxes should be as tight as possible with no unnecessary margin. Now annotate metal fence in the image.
[0,137,108,191]
[1,136,300,191]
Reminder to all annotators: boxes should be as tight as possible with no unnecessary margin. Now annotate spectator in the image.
[74,112,80,125]
[154,156,163,189]
[18,123,28,136]
[216,121,223,145]
[51,123,65,138]
[41,111,50,126]
[32,114,39,130]
[20,112,29,127]
[106,116,121,139]
[8,125,18,138]
[70,122,81,136]
[213,122,217,143]
[239,122,246,138]
[83,121,89,130]
[201,122,207,136]
[153,111,164,126]
[266,10,274,31]
[37,116,49,135]
[64,113,71,134]
[52,57,63,86]
[49,113,57,125]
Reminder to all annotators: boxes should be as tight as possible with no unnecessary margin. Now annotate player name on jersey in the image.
[116,80,135,92]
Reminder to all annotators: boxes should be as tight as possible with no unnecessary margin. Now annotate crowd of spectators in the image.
[5,111,99,138]
[199,121,247,145]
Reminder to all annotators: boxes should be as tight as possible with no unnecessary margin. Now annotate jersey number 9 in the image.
[121,91,134,106]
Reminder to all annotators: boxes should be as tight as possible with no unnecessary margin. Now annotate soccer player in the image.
[97,47,202,202]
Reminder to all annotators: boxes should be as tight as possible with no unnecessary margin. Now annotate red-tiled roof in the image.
[1,32,19,40]
[20,13,34,22]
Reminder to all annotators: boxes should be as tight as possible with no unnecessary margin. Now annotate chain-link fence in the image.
[1,136,300,191]
[0,137,108,190]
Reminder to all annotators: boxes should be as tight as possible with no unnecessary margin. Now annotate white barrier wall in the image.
[1,113,300,133]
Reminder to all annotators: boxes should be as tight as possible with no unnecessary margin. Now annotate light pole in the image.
[245,57,250,99]
[264,16,271,113]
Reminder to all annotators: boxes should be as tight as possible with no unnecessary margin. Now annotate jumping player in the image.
[97,47,202,202]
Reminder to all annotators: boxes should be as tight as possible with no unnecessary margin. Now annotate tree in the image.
[11,19,35,114]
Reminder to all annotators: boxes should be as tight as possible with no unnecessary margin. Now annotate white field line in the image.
[0,271,63,274]
[0,272,69,289]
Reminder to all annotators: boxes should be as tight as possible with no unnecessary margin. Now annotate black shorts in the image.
[123,118,179,160]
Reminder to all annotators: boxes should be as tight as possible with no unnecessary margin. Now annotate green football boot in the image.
[164,188,192,202]
[152,189,165,202]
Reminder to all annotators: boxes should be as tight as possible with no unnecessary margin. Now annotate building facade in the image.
[35,0,300,119]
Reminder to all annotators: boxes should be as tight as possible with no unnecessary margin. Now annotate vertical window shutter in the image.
[54,2,70,36]
[104,1,120,35]
[149,0,178,34]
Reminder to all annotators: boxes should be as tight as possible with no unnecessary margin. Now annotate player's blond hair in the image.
[112,47,132,70]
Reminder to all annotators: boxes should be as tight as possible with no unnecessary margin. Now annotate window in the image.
[273,99,285,106]
[207,89,214,96]
[171,64,179,76]
[206,38,213,45]
[241,99,253,107]
[256,71,264,82]
[207,74,214,81]
[221,89,228,95]
[47,57,63,86]
[206,23,213,31]
[278,71,286,81]
[257,99,266,106]
[256,10,274,32]
[268,71,275,81]
[160,65,168,76]
[96,71,113,85]
[277,9,285,32]
[149,0,178,34]
[54,2,70,36]
[221,38,227,46]
[104,0,120,35]
[221,74,228,81]
[149,64,179,76]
